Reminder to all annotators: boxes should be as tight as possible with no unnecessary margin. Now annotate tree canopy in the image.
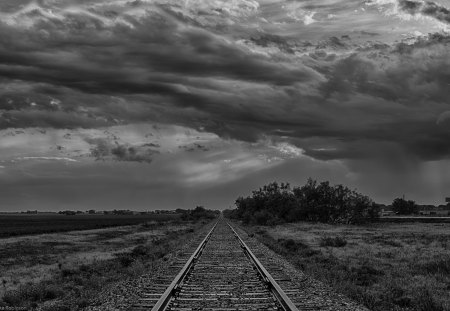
[224,179,379,225]
[391,198,418,215]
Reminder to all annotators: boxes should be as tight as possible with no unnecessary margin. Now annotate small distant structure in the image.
[112,209,134,215]
[419,209,449,216]
[418,199,450,216]
[154,209,177,214]
[380,206,396,217]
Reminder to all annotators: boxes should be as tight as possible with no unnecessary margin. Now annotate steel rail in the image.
[227,222,300,311]
[150,220,219,311]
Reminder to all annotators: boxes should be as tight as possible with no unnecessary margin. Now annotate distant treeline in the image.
[176,206,220,221]
[224,179,380,225]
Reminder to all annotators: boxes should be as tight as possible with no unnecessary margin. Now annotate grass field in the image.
[0,213,180,237]
[0,217,213,310]
[240,221,450,311]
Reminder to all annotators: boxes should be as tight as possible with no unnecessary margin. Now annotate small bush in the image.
[42,285,64,300]
[131,245,149,257]
[79,264,92,273]
[279,239,299,252]
[116,253,135,267]
[150,247,166,260]
[127,260,145,277]
[2,283,64,306]
[2,290,21,305]
[61,268,77,277]
[41,300,71,311]
[71,276,85,286]
[419,258,450,275]
[299,248,321,257]
[255,229,266,235]
[415,288,444,311]
[320,236,347,247]
[383,240,402,247]
[351,264,384,286]
[77,298,90,308]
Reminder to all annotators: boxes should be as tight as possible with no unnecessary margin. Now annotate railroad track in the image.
[130,218,366,311]
[131,218,298,311]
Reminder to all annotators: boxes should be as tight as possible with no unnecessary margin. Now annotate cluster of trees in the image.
[224,179,380,225]
[58,209,134,215]
[176,206,219,221]
[391,198,418,215]
[58,210,78,215]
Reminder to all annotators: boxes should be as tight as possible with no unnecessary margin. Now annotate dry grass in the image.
[0,220,210,310]
[244,222,450,311]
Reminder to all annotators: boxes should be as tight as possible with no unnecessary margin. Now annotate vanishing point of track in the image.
[131,218,299,311]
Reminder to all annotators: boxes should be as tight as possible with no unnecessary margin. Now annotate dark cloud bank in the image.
[0,0,450,185]
[399,0,450,24]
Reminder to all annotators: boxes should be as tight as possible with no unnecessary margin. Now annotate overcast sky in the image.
[1,0,450,211]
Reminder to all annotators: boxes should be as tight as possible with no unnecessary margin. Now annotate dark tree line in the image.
[224,179,380,225]
[176,206,219,221]
[391,198,418,215]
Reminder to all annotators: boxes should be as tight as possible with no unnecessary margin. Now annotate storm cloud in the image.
[1,0,450,208]
[398,0,450,24]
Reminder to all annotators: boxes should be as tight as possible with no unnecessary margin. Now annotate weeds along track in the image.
[131,218,299,311]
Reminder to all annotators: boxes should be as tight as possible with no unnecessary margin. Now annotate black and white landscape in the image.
[1,1,450,311]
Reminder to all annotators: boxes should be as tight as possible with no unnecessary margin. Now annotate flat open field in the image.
[0,218,212,310]
[241,222,450,311]
[379,217,450,223]
[0,213,180,237]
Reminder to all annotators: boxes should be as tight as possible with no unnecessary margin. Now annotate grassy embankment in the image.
[239,221,450,311]
[0,216,214,310]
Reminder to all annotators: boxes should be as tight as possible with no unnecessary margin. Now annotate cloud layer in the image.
[399,0,450,24]
[0,0,450,208]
